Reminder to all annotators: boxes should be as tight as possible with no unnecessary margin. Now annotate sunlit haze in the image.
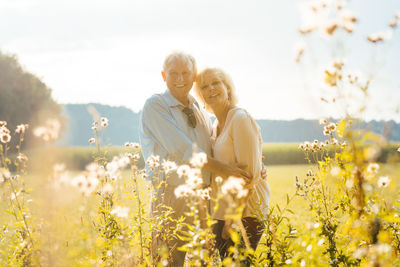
[1,0,399,121]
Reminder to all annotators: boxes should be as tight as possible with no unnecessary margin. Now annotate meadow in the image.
[1,139,399,266]
[1,1,400,265]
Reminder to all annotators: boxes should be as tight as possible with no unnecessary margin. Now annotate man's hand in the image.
[261,164,267,180]
[203,157,251,181]
[226,162,250,182]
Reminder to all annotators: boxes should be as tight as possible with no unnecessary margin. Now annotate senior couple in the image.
[139,51,270,266]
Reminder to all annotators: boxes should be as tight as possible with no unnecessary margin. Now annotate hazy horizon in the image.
[1,0,399,122]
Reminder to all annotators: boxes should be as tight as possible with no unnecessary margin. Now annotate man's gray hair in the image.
[162,51,197,74]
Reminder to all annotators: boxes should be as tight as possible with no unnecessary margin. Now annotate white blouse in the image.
[211,107,270,221]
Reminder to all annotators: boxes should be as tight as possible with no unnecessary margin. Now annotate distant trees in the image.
[0,50,64,148]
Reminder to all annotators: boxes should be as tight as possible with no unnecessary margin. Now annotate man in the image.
[139,51,250,266]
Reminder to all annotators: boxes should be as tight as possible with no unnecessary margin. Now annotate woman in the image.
[194,67,271,265]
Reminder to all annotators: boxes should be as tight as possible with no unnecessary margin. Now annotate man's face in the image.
[162,58,195,100]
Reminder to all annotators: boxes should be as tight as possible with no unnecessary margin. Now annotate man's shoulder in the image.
[143,93,168,110]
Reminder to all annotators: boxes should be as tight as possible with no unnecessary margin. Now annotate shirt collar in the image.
[163,89,196,108]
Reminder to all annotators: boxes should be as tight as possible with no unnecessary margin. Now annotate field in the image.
[1,153,399,265]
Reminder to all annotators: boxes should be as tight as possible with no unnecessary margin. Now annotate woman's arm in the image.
[231,111,263,180]
[202,156,251,181]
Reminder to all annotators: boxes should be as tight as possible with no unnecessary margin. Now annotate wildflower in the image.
[324,69,340,87]
[397,147,400,152]
[319,118,327,125]
[127,153,140,160]
[102,183,114,195]
[294,41,306,62]
[190,152,207,168]
[298,25,316,34]
[162,160,177,174]
[125,142,140,149]
[300,260,306,267]
[197,188,211,200]
[132,142,140,149]
[0,121,6,127]
[317,238,325,246]
[285,259,293,264]
[86,162,103,174]
[15,124,29,134]
[106,162,121,181]
[353,247,367,258]
[1,133,11,143]
[306,244,312,252]
[89,138,95,144]
[187,175,203,189]
[177,164,191,178]
[327,122,336,131]
[340,10,357,33]
[85,175,99,194]
[0,168,11,183]
[117,156,130,169]
[110,206,129,218]
[389,14,399,28]
[221,176,248,198]
[330,166,340,176]
[53,163,66,173]
[377,176,390,187]
[91,121,98,131]
[325,22,338,35]
[174,184,195,198]
[106,250,113,257]
[11,190,21,200]
[146,155,160,169]
[71,175,87,188]
[366,163,379,174]
[367,30,393,43]
[34,119,61,142]
[17,154,28,163]
[371,204,379,214]
[215,176,223,184]
[298,143,305,150]
[345,178,354,189]
[375,243,392,254]
[332,59,345,70]
[100,117,109,127]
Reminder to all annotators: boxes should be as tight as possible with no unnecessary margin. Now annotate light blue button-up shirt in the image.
[139,89,213,187]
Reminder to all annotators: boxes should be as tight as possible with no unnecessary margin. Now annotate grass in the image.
[1,162,399,264]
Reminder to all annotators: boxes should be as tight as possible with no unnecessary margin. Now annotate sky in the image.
[1,0,399,121]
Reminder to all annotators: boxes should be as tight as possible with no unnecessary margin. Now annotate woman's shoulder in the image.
[229,107,261,134]
[230,107,253,123]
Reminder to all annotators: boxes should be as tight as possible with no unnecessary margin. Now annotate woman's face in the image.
[198,74,229,109]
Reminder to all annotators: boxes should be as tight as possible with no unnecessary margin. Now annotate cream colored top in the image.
[211,107,270,221]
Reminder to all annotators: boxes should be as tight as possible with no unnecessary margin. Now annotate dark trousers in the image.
[213,217,264,266]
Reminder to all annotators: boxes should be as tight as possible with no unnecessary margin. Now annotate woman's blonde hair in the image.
[194,67,238,112]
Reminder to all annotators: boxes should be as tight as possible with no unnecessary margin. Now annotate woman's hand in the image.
[203,157,251,181]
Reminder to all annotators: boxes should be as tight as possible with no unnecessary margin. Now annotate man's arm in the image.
[140,96,200,163]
